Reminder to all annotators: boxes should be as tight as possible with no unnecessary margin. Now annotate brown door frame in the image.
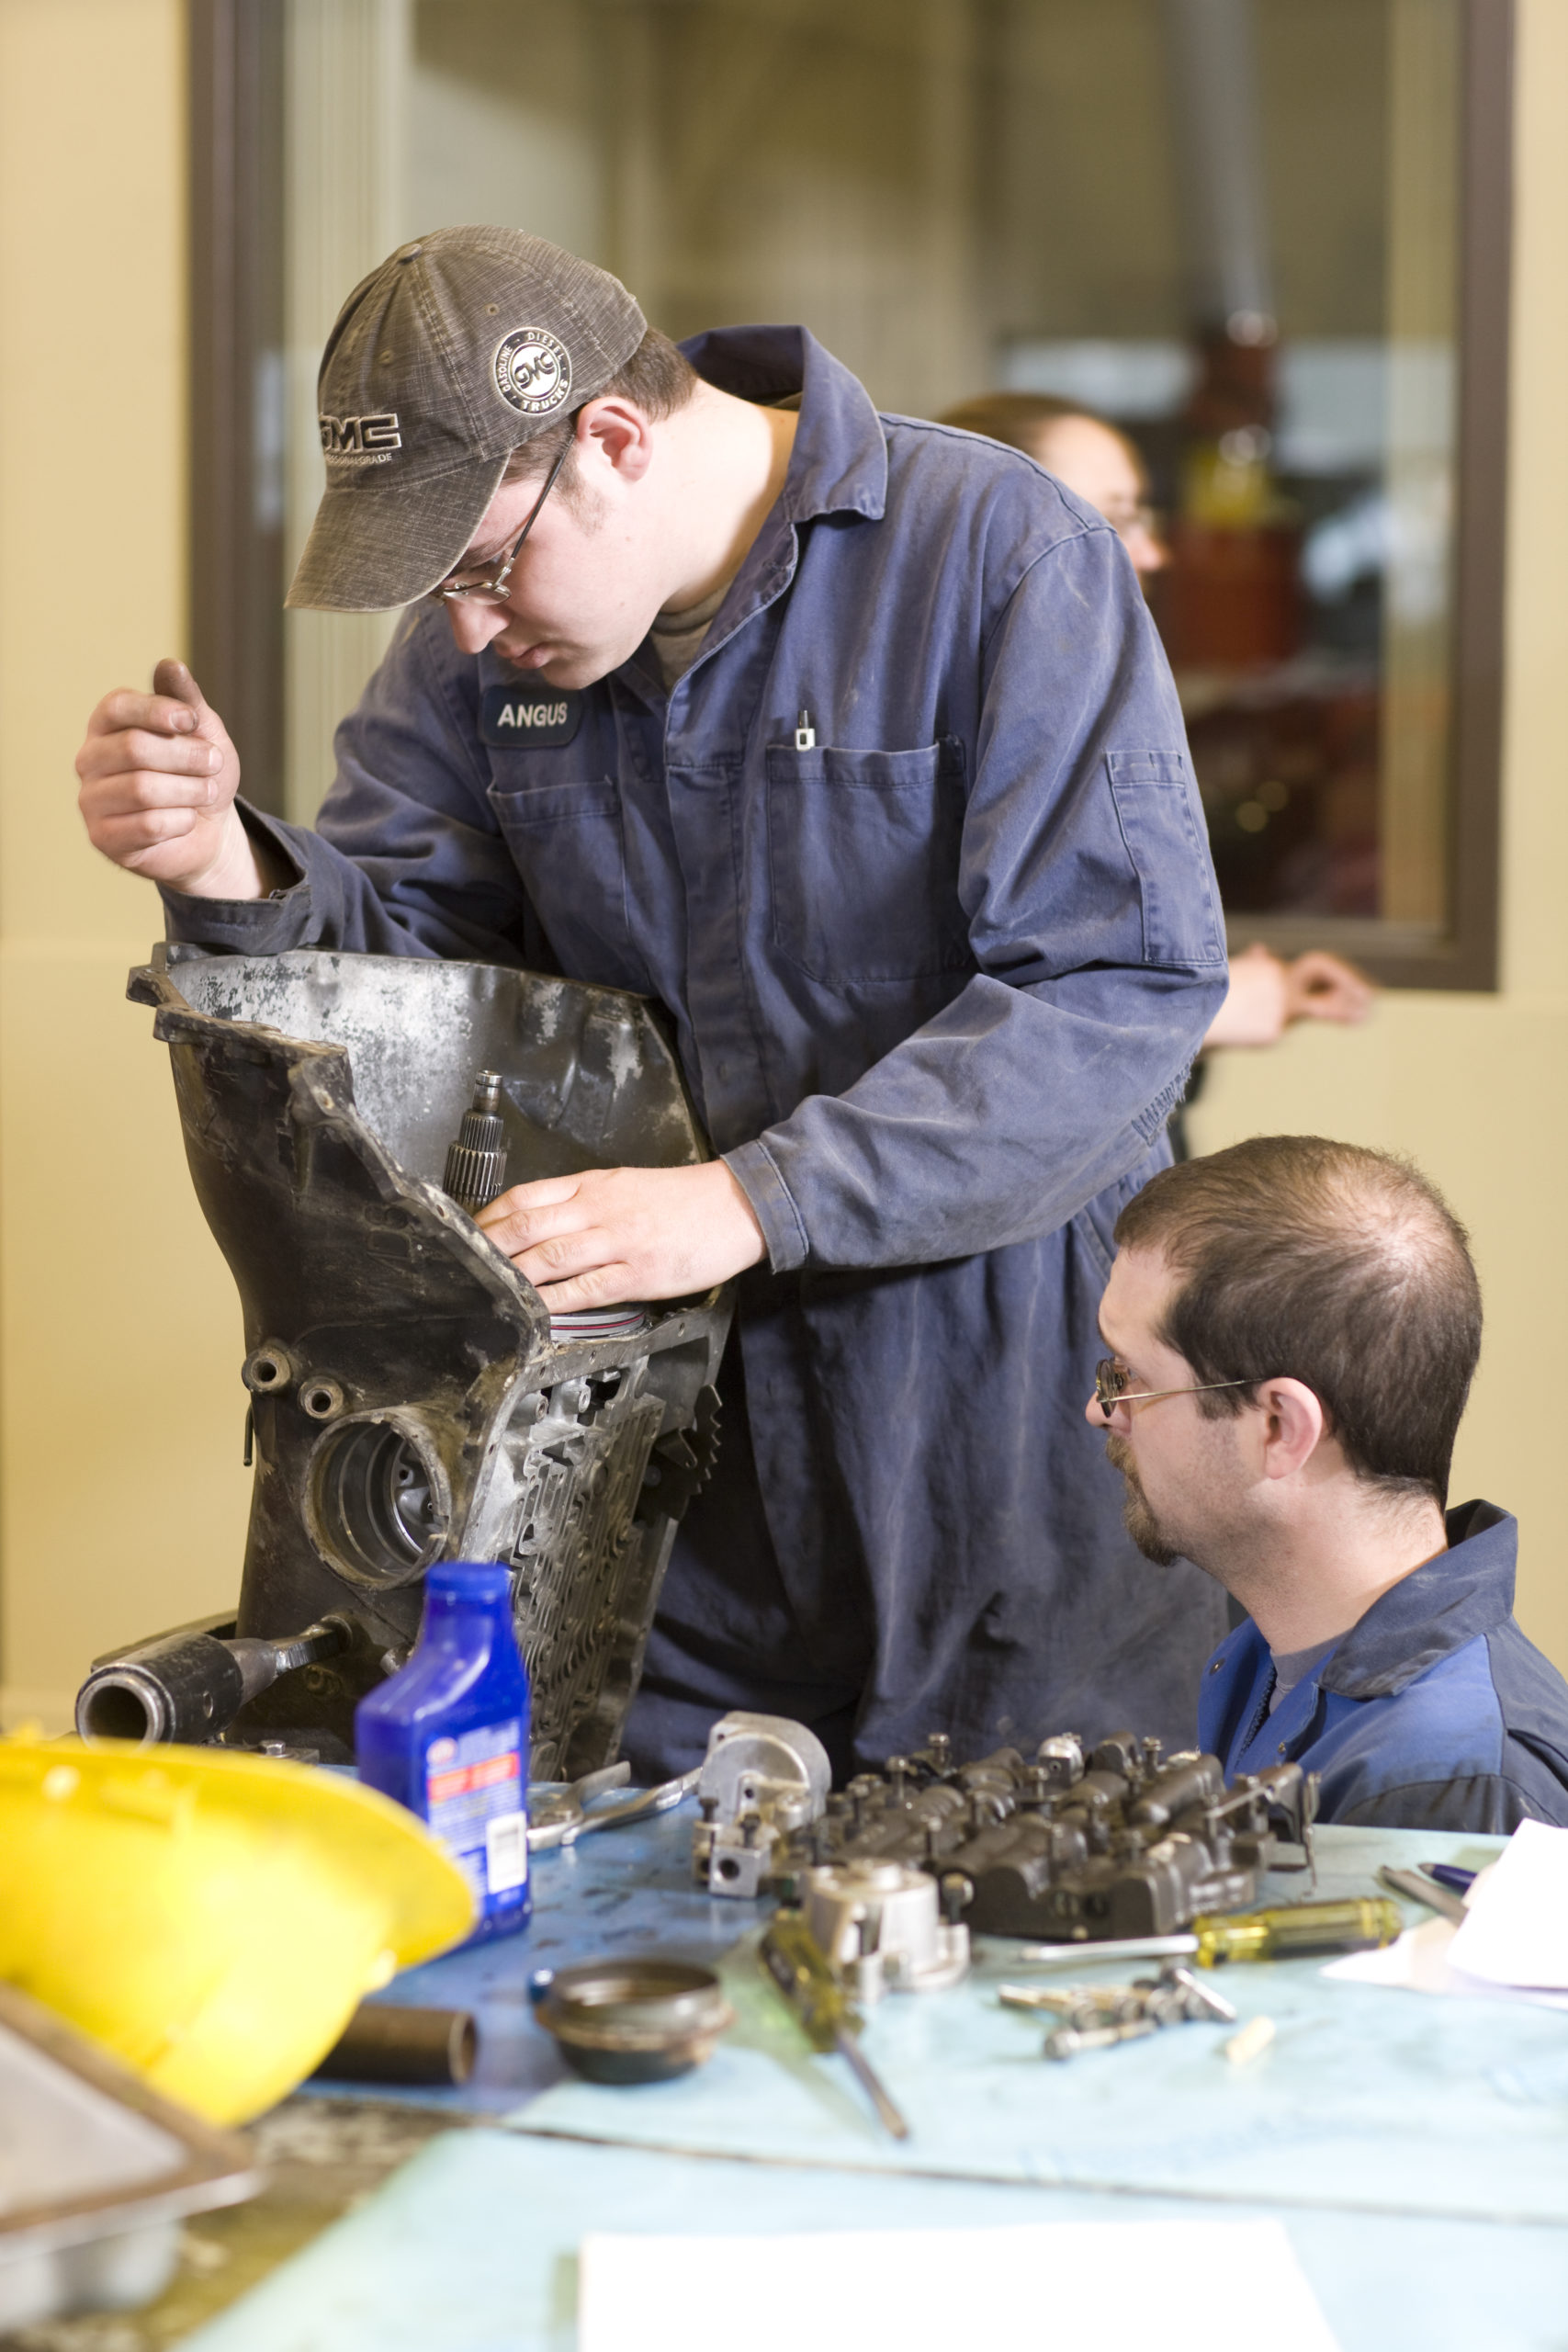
[188,0,286,816]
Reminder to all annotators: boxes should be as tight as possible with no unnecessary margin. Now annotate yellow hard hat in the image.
[0,1733,474,2124]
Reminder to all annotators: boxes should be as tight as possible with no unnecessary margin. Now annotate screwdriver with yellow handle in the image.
[760,1909,911,2140]
[1018,1897,1403,1969]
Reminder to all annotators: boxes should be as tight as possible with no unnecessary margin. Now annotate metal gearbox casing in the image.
[118,946,732,1775]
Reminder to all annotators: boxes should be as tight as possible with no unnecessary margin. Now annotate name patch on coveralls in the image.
[479,686,583,748]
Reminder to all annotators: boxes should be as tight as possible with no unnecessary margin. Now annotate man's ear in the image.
[1256,1377,1327,1481]
[574,396,654,484]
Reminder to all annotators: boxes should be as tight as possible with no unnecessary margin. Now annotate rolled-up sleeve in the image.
[724,530,1228,1272]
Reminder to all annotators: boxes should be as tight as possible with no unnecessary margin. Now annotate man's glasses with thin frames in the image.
[431,442,571,605]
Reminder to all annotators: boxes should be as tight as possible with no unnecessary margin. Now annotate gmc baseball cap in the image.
[286,227,646,613]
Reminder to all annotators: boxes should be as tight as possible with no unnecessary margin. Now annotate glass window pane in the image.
[284,0,1474,964]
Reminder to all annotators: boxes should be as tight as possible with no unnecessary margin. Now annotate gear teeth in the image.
[444,1071,510,1213]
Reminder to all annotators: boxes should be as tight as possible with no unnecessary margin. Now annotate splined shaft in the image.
[444,1071,510,1214]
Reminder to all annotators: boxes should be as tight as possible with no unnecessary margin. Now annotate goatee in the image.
[1105,1433,1183,1567]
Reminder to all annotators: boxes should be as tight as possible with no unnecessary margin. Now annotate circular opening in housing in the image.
[308,1412,450,1588]
[243,1341,294,1394]
[77,1675,160,1744]
[301,1379,345,1421]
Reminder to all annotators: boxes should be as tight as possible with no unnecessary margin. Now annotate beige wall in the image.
[0,0,250,1726]
[1190,0,1568,1671]
[0,0,1564,1726]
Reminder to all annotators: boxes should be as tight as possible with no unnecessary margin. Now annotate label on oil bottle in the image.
[425,1719,528,1901]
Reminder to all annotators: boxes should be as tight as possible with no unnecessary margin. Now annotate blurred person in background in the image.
[940,392,1373,1080]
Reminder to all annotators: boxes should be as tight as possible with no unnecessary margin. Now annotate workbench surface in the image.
[11,1809,1563,2351]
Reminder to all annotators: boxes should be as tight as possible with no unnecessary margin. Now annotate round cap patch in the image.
[493,326,572,416]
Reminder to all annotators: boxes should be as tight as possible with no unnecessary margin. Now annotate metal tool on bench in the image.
[1380,1865,1469,1924]
[75,948,733,1774]
[999,1959,1237,2059]
[760,1910,911,2141]
[1018,1895,1404,1969]
[527,1763,702,1850]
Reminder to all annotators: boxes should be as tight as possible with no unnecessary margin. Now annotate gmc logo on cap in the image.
[320,412,402,455]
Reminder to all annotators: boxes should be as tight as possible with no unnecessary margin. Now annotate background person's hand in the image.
[475,1159,767,1310]
[1202,942,1376,1049]
[1280,947,1375,1027]
[75,658,265,896]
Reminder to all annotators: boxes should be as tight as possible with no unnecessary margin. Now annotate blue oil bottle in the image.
[355,1562,531,1942]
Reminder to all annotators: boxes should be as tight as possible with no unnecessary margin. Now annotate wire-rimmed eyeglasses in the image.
[1092,1359,1253,1422]
[431,440,572,605]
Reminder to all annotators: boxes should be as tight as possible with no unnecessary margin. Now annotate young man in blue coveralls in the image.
[76,230,1230,1781]
[1089,1134,1568,1828]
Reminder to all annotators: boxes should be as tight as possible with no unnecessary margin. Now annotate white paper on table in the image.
[1324,1910,1568,2011]
[1447,1817,1568,1989]
[578,2218,1339,2352]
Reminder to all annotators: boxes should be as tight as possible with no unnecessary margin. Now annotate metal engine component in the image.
[85,947,732,1773]
[443,1070,510,1213]
[803,1859,969,2001]
[728,1724,1317,1941]
[531,1959,734,2085]
[692,1711,832,1896]
[74,1615,349,1746]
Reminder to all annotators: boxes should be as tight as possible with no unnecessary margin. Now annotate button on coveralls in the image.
[165,326,1232,1776]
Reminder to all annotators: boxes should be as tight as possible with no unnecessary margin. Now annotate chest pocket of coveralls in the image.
[766,737,972,984]
[485,780,637,986]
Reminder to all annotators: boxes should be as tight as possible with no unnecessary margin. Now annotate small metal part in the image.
[692,1712,831,1895]
[443,1070,511,1215]
[311,2002,477,2086]
[1380,1864,1468,1924]
[1045,2017,1156,2061]
[1164,1962,1237,2022]
[802,1859,969,2000]
[533,1959,734,2084]
[794,707,817,751]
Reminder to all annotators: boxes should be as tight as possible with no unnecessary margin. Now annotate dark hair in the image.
[1112,1136,1483,1507]
[503,326,699,490]
[938,390,1120,457]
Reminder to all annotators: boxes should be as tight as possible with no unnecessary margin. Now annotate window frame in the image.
[188,0,1514,969]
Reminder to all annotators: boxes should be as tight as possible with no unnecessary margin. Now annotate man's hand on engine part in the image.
[476,1159,768,1307]
[75,659,276,898]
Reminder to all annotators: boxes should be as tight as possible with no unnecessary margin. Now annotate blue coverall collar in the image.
[676,324,889,525]
[1314,1498,1517,1701]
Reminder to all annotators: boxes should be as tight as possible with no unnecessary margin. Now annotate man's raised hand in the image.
[75,659,267,898]
[475,1159,767,1310]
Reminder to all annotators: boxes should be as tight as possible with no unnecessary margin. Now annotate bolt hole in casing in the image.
[243,1342,295,1395]
[306,1411,452,1590]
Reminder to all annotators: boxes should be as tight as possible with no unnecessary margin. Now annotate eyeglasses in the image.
[431,441,571,605]
[1092,1359,1254,1422]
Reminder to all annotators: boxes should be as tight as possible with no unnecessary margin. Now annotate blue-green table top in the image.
[239,1806,1568,2348]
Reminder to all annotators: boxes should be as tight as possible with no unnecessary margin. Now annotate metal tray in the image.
[0,1981,260,2329]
